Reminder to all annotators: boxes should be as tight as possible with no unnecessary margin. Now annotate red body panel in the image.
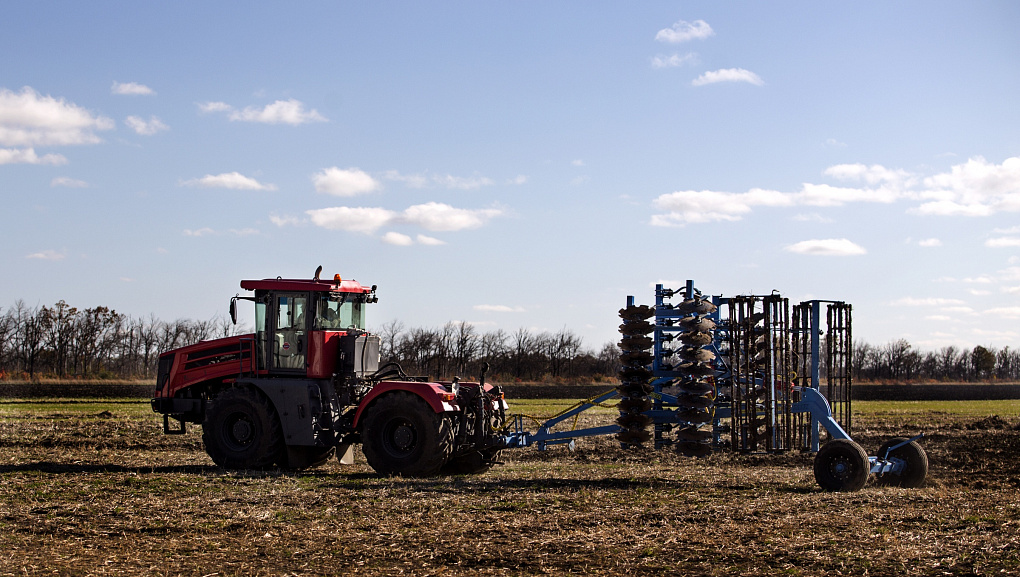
[239,278,372,293]
[352,381,458,427]
[307,330,343,378]
[156,334,256,398]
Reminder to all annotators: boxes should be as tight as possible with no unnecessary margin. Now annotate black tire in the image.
[203,387,283,469]
[875,437,928,488]
[814,439,870,492]
[361,392,454,476]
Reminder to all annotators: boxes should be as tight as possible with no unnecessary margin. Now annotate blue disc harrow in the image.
[501,280,927,492]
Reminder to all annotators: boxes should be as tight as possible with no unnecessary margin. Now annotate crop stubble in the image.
[0,400,1018,576]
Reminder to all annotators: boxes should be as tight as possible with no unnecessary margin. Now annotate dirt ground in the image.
[0,401,1018,576]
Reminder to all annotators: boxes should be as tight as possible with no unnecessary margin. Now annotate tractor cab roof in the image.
[240,276,374,294]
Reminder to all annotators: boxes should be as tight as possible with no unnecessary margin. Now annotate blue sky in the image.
[2,2,1019,352]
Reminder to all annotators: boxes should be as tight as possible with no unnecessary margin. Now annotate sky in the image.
[2,2,1019,353]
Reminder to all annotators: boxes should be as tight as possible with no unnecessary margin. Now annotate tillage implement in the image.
[501,280,928,492]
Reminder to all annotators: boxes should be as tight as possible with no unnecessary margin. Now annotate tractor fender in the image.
[353,381,457,428]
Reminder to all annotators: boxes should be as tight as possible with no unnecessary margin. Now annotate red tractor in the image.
[151,267,507,475]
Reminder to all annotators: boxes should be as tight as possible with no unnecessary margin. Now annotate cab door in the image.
[270,292,308,374]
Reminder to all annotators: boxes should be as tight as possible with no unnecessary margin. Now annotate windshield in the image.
[313,293,365,330]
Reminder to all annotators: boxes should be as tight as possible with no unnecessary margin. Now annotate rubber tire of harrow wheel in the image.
[203,387,284,470]
[361,391,454,477]
[813,439,870,492]
[875,437,928,488]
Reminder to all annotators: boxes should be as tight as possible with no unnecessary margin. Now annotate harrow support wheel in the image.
[876,437,928,488]
[361,391,454,477]
[814,439,870,492]
[203,387,284,470]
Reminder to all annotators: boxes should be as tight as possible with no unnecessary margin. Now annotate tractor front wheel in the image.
[361,392,453,476]
[876,437,928,488]
[203,387,283,469]
[814,439,870,492]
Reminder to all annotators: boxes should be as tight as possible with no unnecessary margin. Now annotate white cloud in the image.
[125,115,169,135]
[381,232,414,246]
[25,249,65,261]
[111,81,154,96]
[313,167,380,196]
[51,176,87,188]
[401,202,502,232]
[651,188,792,225]
[651,53,699,68]
[416,234,446,246]
[913,200,993,217]
[963,275,994,284]
[941,306,977,315]
[182,172,277,191]
[270,215,303,227]
[913,156,1020,216]
[889,297,967,307]
[692,68,764,87]
[969,289,992,296]
[433,174,494,190]
[473,304,525,313]
[0,87,114,147]
[792,213,833,223]
[229,228,260,236]
[984,306,1020,319]
[306,206,397,234]
[0,147,66,165]
[183,228,214,237]
[823,163,914,186]
[825,138,847,148]
[655,19,714,43]
[383,170,495,190]
[652,156,1020,225]
[306,203,503,235]
[784,238,866,256]
[508,175,528,185]
[229,99,326,125]
[198,101,233,113]
[986,237,1020,248]
[918,238,942,247]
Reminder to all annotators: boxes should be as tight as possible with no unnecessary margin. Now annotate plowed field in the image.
[1,399,1018,576]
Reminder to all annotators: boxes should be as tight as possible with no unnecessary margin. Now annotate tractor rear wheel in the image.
[203,387,283,469]
[875,437,928,488]
[361,392,454,476]
[814,439,870,492]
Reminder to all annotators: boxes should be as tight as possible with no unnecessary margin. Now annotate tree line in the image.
[0,300,236,380]
[2,300,1019,383]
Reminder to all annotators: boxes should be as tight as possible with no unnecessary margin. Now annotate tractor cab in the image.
[237,273,380,378]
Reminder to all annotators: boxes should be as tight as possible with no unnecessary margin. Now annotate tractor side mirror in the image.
[229,296,237,325]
